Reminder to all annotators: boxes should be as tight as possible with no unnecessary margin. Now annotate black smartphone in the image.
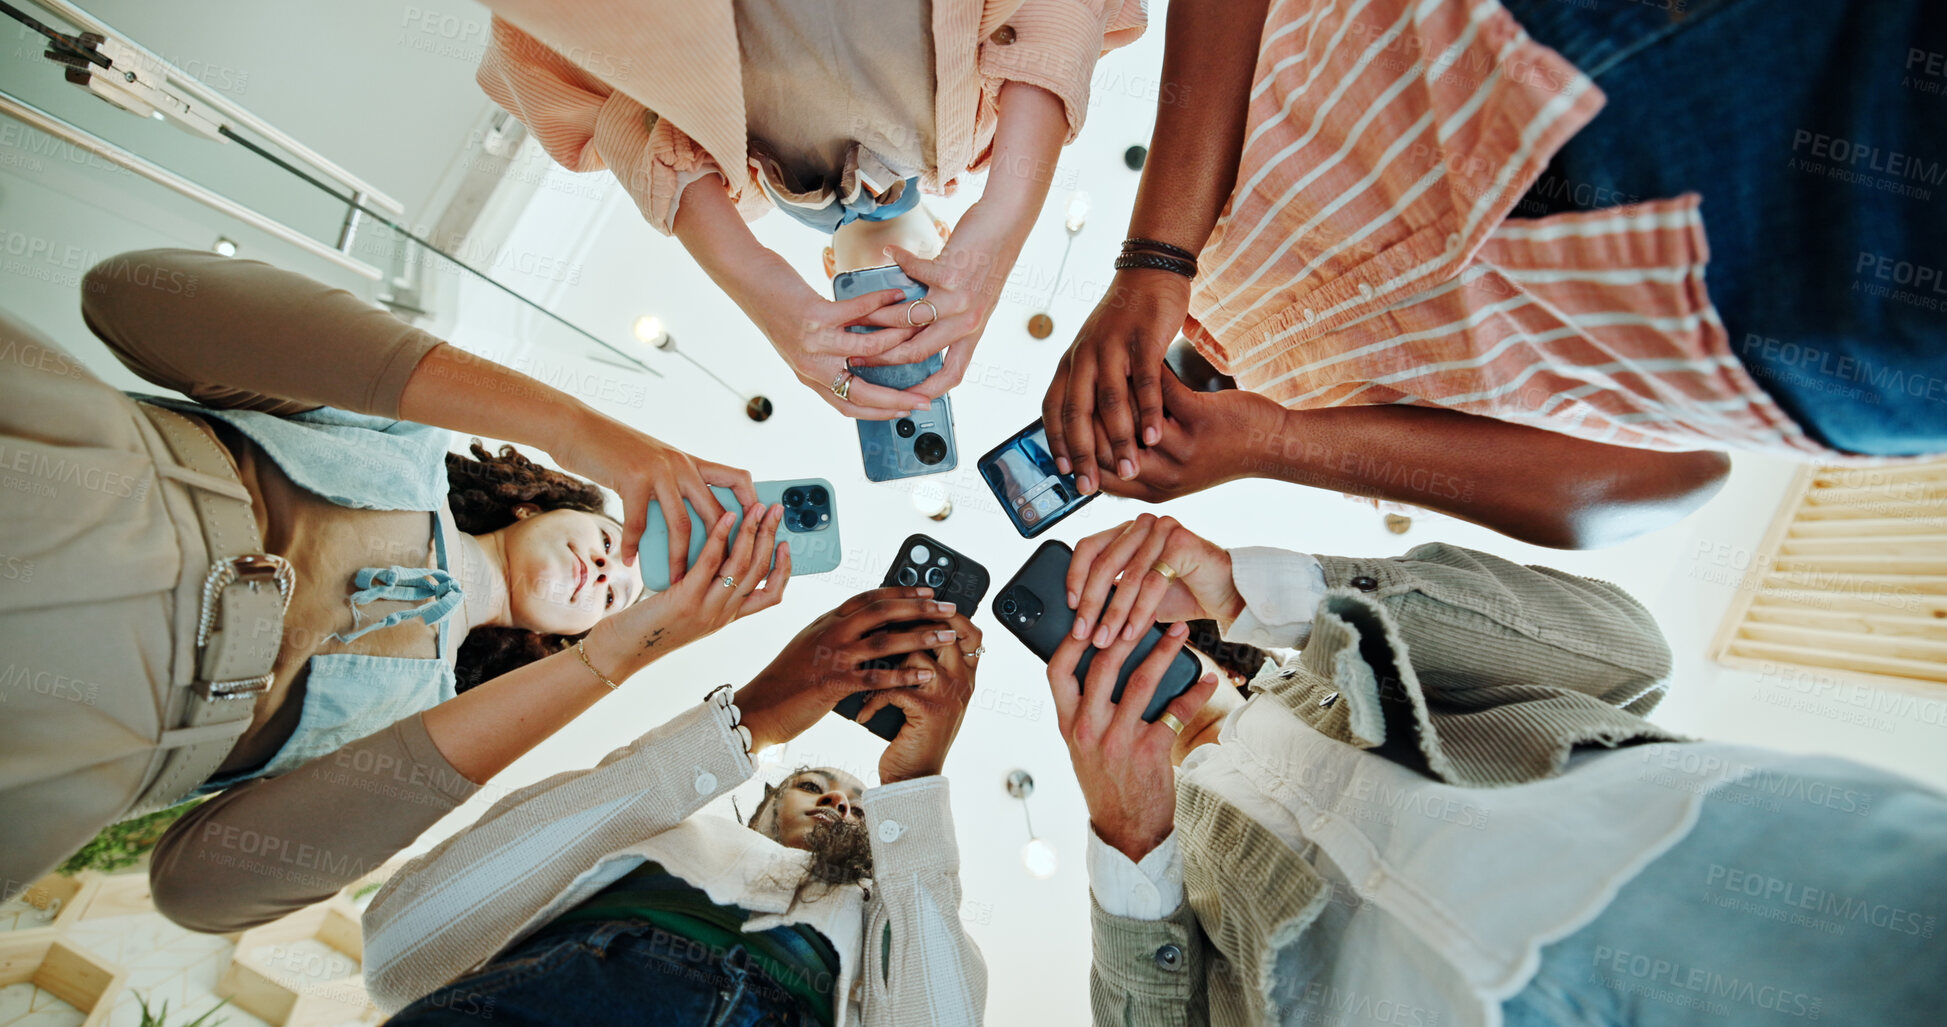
[978,419,1095,538]
[992,540,1199,722]
[834,534,991,741]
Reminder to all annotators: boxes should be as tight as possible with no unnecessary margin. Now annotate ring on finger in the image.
[905,298,939,327]
[1151,560,1179,582]
[828,367,856,401]
[1159,711,1187,735]
[720,575,737,590]
[963,645,985,662]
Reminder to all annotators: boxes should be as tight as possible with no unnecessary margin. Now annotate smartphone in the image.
[637,479,842,592]
[978,419,1096,538]
[992,540,1199,723]
[834,534,991,741]
[832,264,957,481]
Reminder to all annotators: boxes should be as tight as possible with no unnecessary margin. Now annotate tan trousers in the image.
[0,311,212,896]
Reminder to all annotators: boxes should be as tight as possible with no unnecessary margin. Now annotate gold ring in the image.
[829,368,855,401]
[1159,711,1186,735]
[720,575,737,590]
[1151,560,1179,581]
[905,298,939,327]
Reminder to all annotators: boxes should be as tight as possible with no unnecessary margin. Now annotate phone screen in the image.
[980,421,1093,537]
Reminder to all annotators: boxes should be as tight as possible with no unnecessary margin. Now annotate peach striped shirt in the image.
[1185,0,1841,459]
[477,0,1145,235]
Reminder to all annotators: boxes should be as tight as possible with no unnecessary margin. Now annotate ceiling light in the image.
[1005,770,1057,878]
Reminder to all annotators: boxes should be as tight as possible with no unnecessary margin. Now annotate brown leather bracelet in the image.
[1122,237,1199,262]
[1114,250,1198,279]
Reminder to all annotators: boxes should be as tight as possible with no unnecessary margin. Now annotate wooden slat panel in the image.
[1745,605,1947,640]
[1780,534,1947,555]
[1789,517,1947,538]
[1725,639,1947,685]
[1737,623,1947,662]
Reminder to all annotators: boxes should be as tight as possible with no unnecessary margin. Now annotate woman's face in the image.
[767,769,867,850]
[500,506,644,636]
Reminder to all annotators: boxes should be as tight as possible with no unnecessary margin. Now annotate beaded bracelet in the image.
[1114,250,1198,279]
[1122,236,1198,263]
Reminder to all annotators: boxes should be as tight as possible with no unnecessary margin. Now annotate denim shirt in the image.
[135,396,466,789]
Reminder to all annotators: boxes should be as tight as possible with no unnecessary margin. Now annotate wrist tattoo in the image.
[636,627,668,656]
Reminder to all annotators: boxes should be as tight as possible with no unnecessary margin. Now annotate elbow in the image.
[1525,450,1731,550]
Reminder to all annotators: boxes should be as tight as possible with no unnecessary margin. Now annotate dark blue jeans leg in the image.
[1501,0,1947,455]
[385,921,818,1026]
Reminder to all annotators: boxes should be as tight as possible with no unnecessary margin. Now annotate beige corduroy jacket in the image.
[1089,543,1682,1027]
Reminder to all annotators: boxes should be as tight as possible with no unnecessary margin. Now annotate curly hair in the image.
[446,440,609,693]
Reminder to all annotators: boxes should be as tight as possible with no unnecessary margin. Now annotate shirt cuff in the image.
[1224,547,1329,649]
[1086,826,1183,920]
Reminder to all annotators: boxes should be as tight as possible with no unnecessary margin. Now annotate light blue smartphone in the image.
[832,264,957,481]
[637,478,842,592]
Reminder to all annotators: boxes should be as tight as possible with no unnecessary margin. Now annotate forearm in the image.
[1244,404,1730,549]
[1089,899,1207,1027]
[395,342,607,471]
[149,715,475,933]
[968,81,1068,284]
[81,249,441,416]
[671,176,813,325]
[1124,0,1271,254]
[862,778,988,1026]
[364,699,751,1013]
[417,618,650,783]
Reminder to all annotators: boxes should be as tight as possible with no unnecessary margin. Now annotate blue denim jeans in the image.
[1502,0,1947,455]
[385,919,822,1027]
[1504,755,1947,1025]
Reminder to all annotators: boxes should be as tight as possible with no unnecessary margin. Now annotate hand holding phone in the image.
[993,541,1200,722]
[836,265,958,477]
[638,479,842,592]
[836,535,990,740]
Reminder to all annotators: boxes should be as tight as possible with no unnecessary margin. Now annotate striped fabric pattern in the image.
[477,0,1145,235]
[1185,0,1838,460]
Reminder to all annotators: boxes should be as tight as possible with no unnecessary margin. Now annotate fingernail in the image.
[931,629,957,643]
[1078,475,1094,494]
[931,600,957,614]
[1066,590,1078,608]
[1144,426,1161,446]
[915,669,935,682]
[1056,456,1072,474]
[1093,626,1112,648]
[1118,459,1137,480]
[1071,617,1088,640]
[1168,622,1188,636]
[1123,623,1138,641]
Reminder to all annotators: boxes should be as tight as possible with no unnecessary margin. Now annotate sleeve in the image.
[1313,542,1675,715]
[1089,897,1209,1027]
[79,249,443,418]
[361,700,753,1013]
[859,777,988,1027]
[1222,548,1330,650]
[1086,827,1184,920]
[980,0,1147,142]
[146,714,478,934]
[477,17,764,234]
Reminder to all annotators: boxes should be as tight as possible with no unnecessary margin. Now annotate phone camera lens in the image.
[999,596,1019,617]
[897,566,919,587]
[924,566,947,588]
[807,486,828,506]
[783,489,805,508]
[914,432,948,465]
[795,509,820,531]
[895,419,917,439]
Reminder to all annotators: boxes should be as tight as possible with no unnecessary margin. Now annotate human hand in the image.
[590,501,790,678]
[848,202,1029,401]
[1067,514,1244,651]
[1041,268,1193,494]
[552,415,756,583]
[1049,622,1221,862]
[735,588,965,751]
[1094,370,1289,504]
[761,286,937,420]
[855,613,982,783]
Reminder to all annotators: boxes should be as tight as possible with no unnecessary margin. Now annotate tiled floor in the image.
[0,982,86,1027]
[64,910,276,1027]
